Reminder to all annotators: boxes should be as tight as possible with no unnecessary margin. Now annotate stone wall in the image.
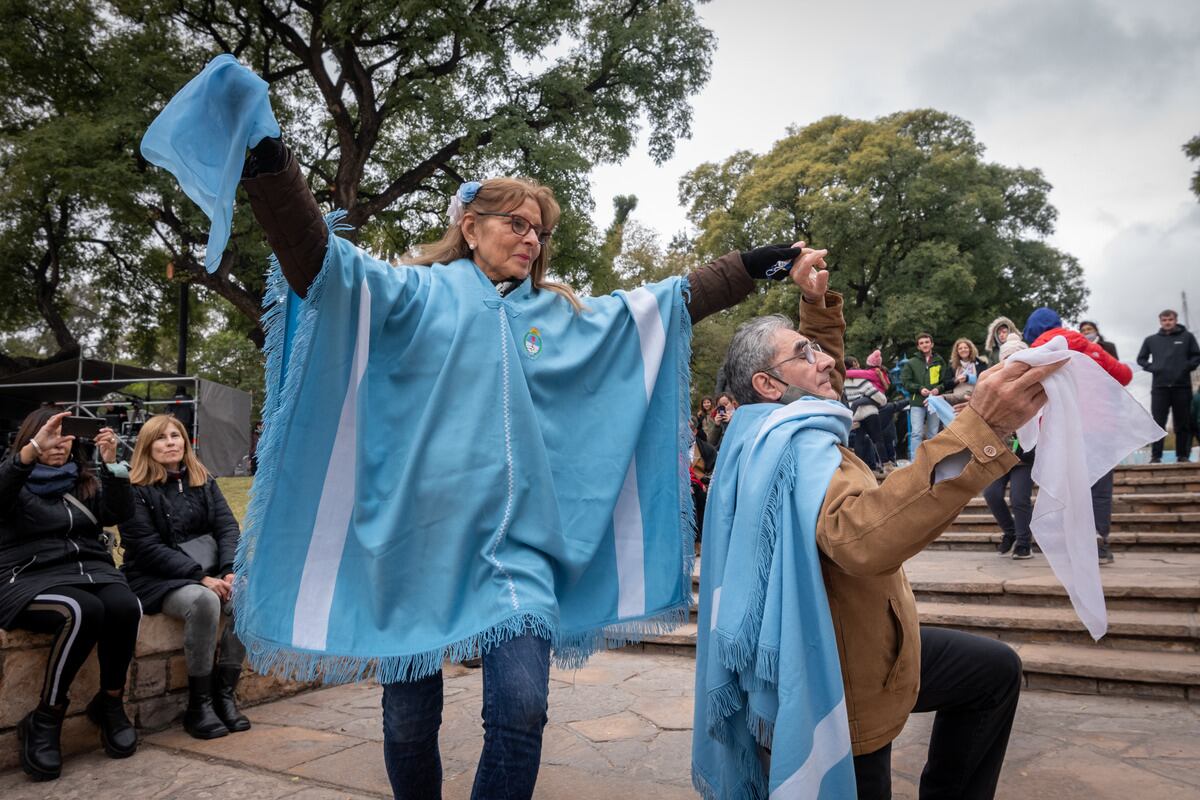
[0,615,315,772]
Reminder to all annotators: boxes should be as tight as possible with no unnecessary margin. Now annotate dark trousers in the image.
[10,583,143,707]
[878,403,902,464]
[853,627,1022,800]
[1151,386,1194,460]
[982,463,1034,549]
[381,632,551,800]
[853,415,885,469]
[1091,468,1114,540]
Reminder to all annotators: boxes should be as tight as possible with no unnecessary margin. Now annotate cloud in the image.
[1079,202,1200,409]
[911,0,1200,117]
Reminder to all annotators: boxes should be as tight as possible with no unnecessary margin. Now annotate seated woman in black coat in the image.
[120,414,249,740]
[0,409,141,781]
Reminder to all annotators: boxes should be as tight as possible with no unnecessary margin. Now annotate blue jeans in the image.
[908,403,942,460]
[381,632,551,800]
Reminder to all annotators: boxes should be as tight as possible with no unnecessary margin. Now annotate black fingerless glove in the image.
[242,136,287,178]
[739,244,803,281]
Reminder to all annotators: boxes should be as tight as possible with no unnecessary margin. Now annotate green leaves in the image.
[1186,133,1200,200]
[681,108,1089,367]
[0,0,716,379]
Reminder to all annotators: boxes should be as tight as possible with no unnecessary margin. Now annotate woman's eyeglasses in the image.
[475,212,553,246]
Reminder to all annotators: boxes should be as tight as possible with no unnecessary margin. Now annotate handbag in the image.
[178,534,219,576]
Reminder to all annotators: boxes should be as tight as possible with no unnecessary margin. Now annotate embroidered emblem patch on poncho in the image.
[523,327,543,359]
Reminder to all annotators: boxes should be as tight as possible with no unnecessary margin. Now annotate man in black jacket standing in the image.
[1138,309,1200,462]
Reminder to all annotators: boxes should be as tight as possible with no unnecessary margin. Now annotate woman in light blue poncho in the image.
[235,136,819,799]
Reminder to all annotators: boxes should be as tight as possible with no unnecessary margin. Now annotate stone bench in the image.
[0,614,316,772]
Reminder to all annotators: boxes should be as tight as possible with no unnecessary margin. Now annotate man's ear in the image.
[751,372,782,402]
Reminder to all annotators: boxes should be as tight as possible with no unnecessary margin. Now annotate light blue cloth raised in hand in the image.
[141,54,280,273]
[926,393,958,427]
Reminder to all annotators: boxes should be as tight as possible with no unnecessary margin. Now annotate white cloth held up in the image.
[1008,336,1165,639]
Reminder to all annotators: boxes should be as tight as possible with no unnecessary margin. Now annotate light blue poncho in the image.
[239,233,694,682]
[143,56,695,683]
[693,400,857,799]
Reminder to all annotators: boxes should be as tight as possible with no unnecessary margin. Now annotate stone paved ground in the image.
[1,649,1197,799]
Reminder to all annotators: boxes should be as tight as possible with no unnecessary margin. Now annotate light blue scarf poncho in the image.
[693,400,857,799]
[143,56,695,683]
[241,234,694,682]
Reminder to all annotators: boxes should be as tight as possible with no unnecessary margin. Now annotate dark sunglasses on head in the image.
[475,212,552,245]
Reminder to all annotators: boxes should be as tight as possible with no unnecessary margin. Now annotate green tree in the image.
[679,110,1089,367]
[0,0,716,374]
[1186,133,1200,200]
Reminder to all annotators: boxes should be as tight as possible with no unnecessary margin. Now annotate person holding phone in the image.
[706,393,735,449]
[119,415,248,740]
[0,409,140,781]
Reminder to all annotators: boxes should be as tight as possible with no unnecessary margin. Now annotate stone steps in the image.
[950,511,1200,534]
[929,530,1200,553]
[665,465,1200,699]
[964,492,1200,514]
[915,601,1199,652]
[654,551,1200,699]
[1011,643,1200,700]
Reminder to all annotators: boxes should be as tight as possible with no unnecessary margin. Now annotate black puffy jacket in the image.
[1137,325,1200,388]
[0,454,134,628]
[119,474,241,614]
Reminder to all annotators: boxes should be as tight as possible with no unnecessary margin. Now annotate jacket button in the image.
[983,445,998,458]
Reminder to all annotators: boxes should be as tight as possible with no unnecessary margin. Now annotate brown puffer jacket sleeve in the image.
[685,252,755,324]
[241,149,327,299]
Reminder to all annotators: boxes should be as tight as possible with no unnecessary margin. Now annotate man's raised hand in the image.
[789,241,829,304]
[967,359,1067,438]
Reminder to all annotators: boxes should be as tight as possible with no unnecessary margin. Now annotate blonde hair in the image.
[950,337,979,371]
[400,177,584,311]
[130,414,210,488]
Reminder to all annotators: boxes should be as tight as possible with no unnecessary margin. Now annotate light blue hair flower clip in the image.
[447,180,483,225]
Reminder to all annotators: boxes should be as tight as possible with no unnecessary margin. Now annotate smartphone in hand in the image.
[61,416,105,441]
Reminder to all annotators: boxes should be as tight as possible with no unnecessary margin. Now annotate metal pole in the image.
[74,355,83,415]
[1183,291,1191,331]
[177,282,190,375]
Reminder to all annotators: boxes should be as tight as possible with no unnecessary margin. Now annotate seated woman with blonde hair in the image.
[119,414,249,739]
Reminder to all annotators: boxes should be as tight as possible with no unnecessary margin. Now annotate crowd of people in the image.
[692,308,1199,565]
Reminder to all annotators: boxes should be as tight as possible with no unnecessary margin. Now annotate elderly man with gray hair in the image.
[694,247,1063,800]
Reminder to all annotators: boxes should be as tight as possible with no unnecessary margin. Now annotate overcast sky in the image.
[590,0,1200,408]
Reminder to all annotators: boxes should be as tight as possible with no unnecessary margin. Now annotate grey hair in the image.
[721,314,794,406]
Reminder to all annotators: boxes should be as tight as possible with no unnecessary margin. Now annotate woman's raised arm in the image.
[241,138,328,299]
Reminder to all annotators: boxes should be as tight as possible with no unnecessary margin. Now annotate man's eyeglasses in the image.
[764,339,824,374]
[475,212,553,246]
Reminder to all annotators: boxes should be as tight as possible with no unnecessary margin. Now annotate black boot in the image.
[184,674,229,739]
[213,665,251,732]
[85,691,138,758]
[16,702,66,781]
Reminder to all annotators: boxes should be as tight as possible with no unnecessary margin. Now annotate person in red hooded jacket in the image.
[1023,307,1130,564]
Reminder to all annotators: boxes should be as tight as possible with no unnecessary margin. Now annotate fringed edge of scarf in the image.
[232,210,349,629]
[692,736,770,800]
[242,611,556,685]
[712,445,796,675]
[551,603,689,669]
[677,277,698,616]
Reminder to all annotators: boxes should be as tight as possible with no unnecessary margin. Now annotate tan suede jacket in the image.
[800,293,1018,755]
